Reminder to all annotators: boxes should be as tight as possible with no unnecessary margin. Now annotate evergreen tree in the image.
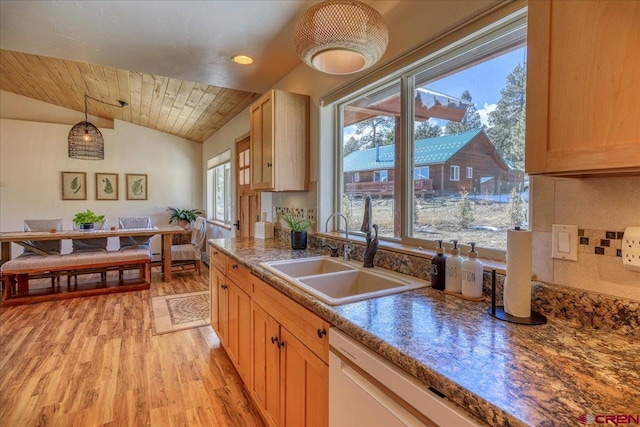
[486,64,527,169]
[414,120,442,140]
[343,136,361,157]
[354,116,396,150]
[444,90,483,135]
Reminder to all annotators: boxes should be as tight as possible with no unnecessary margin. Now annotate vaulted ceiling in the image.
[0,49,260,143]
[0,1,319,143]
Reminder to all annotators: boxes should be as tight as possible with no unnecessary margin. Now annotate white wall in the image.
[0,91,202,257]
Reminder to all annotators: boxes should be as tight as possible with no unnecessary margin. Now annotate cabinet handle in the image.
[213,250,218,255]
[271,336,279,345]
[232,264,238,270]
[317,328,327,338]
[221,284,227,289]
[266,162,272,168]
[277,341,285,348]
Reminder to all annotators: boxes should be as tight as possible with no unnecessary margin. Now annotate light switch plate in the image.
[552,224,578,261]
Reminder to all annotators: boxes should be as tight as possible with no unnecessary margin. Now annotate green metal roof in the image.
[343,128,483,173]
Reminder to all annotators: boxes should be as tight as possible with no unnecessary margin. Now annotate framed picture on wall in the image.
[126,173,147,200]
[61,171,87,200]
[96,173,118,200]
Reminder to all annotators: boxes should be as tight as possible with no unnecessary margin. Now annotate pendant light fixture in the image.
[68,94,127,160]
[293,0,388,75]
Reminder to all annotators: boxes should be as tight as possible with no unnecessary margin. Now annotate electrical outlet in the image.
[622,226,640,272]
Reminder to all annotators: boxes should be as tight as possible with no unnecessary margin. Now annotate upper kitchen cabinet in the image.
[525,0,640,175]
[250,90,310,191]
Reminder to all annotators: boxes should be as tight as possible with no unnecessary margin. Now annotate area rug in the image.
[151,291,210,335]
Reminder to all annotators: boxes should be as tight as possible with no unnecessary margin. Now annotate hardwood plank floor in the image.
[0,266,266,427]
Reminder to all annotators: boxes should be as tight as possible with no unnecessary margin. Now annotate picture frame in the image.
[126,173,148,200]
[62,171,87,200]
[96,173,119,200]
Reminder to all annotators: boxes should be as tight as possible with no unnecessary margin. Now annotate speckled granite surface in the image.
[208,237,640,427]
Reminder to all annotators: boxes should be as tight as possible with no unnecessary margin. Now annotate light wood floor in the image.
[0,266,266,427]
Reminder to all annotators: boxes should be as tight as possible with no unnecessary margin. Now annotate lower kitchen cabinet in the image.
[251,301,328,427]
[210,264,226,344]
[251,302,281,427]
[280,328,328,427]
[226,277,252,384]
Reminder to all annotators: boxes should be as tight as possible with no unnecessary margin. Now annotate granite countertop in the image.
[208,237,640,427]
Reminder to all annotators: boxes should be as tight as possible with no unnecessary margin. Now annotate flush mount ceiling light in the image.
[68,94,127,160]
[293,0,388,75]
[232,55,254,65]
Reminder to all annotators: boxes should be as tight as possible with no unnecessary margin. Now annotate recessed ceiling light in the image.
[232,55,254,65]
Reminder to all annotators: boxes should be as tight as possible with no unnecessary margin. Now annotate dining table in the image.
[0,225,188,281]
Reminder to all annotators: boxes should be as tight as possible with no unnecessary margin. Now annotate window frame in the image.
[414,166,430,180]
[466,166,473,179]
[333,8,527,259]
[450,165,460,182]
[207,150,232,226]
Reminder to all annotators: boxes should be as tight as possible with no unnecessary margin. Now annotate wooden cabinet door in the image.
[250,93,274,190]
[217,276,228,347]
[227,279,252,384]
[526,0,640,175]
[251,303,281,427]
[279,328,328,427]
[209,266,224,333]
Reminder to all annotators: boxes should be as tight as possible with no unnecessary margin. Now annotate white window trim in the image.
[466,167,473,179]
[450,165,460,181]
[207,150,231,225]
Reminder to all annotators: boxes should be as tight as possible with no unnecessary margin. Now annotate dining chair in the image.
[170,216,207,275]
[118,217,152,251]
[70,219,109,283]
[20,219,63,287]
[71,219,109,253]
[118,216,152,280]
[22,219,64,256]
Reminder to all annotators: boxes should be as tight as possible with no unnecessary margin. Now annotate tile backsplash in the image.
[578,228,624,257]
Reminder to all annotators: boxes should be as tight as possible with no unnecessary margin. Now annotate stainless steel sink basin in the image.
[260,256,429,305]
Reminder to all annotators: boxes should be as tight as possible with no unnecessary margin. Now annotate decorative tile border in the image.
[578,228,624,257]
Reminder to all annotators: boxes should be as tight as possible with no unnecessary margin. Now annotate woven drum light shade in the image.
[293,0,388,75]
[68,121,104,160]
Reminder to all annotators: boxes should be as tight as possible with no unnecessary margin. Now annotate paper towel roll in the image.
[504,228,532,318]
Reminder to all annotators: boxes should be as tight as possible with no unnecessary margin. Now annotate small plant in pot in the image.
[167,207,203,230]
[73,209,105,231]
[281,212,313,250]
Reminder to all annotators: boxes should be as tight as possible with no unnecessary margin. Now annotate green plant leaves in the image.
[281,212,313,232]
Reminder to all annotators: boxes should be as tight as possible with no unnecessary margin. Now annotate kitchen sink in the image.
[261,257,356,278]
[260,256,428,305]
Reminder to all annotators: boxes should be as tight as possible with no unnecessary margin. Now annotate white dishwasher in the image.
[329,328,482,427]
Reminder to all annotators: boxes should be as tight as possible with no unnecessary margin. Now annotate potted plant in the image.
[281,212,313,250]
[73,209,105,231]
[167,207,203,230]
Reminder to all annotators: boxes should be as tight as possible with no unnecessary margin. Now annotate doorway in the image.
[236,134,260,237]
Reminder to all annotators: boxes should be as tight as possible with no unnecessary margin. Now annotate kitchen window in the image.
[207,150,231,225]
[337,9,527,253]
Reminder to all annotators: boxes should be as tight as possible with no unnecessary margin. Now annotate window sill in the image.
[208,219,232,231]
[315,231,507,275]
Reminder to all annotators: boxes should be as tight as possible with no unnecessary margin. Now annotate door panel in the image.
[236,135,260,237]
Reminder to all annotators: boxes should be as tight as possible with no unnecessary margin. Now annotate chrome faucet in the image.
[361,195,379,268]
[325,212,352,261]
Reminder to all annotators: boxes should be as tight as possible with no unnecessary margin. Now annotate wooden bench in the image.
[0,249,151,305]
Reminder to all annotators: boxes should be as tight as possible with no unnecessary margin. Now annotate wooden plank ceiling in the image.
[0,49,261,143]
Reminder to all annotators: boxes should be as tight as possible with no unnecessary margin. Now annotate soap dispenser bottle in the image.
[430,240,447,290]
[445,240,464,293]
[461,242,484,298]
